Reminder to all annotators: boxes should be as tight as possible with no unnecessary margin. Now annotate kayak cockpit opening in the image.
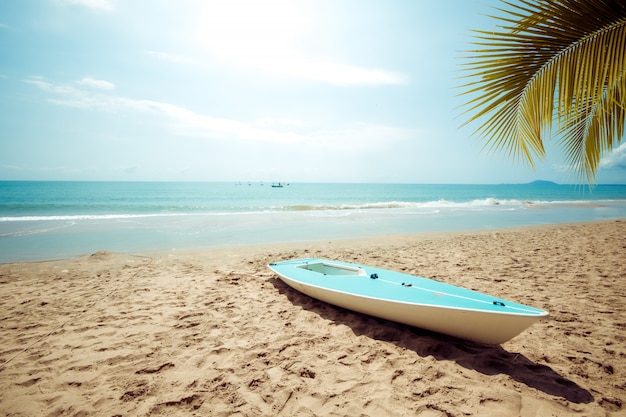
[298,262,367,276]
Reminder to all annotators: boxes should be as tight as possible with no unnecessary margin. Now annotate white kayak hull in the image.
[268,259,548,344]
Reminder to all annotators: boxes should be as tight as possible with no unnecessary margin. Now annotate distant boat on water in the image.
[271,182,284,188]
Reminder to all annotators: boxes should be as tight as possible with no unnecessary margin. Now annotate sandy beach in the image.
[1,220,624,416]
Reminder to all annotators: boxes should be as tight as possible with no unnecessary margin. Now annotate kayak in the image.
[268,258,548,344]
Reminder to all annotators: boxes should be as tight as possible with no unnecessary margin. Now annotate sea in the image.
[1,181,626,263]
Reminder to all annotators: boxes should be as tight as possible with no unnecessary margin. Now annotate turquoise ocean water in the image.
[1,181,626,262]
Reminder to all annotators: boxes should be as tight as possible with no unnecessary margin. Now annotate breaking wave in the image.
[0,213,172,222]
[275,198,545,211]
[0,198,609,222]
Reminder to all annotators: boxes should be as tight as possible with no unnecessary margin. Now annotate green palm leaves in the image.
[460,0,626,183]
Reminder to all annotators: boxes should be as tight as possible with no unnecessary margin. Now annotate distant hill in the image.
[528,180,558,186]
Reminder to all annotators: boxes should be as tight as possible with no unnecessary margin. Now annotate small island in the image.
[528,180,558,186]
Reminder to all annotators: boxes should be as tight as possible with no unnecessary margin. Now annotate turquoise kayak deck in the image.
[269,258,547,316]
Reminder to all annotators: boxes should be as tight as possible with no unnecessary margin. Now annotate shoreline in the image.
[165,218,624,258]
[3,196,626,264]
[1,220,624,415]
[4,218,626,265]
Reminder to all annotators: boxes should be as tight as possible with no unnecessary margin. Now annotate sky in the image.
[1,0,625,184]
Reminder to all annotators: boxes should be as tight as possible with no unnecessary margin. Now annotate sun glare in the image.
[196,0,308,64]
[193,1,407,86]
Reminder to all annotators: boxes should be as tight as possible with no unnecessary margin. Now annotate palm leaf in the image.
[459,0,626,183]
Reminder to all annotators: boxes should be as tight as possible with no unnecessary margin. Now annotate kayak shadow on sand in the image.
[269,277,594,405]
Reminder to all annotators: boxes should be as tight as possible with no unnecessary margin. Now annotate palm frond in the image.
[459,0,626,183]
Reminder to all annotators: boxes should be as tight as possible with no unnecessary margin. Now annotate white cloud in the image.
[76,77,116,90]
[24,76,412,148]
[24,76,305,142]
[23,77,83,95]
[56,0,115,11]
[255,117,305,128]
[601,143,626,170]
[252,57,409,86]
